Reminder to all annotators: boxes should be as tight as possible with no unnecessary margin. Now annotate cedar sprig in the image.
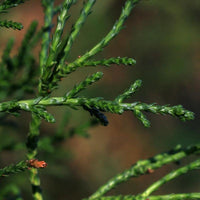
[38,0,54,97]
[26,2,55,194]
[26,114,46,200]
[40,0,76,86]
[115,79,142,103]
[88,144,200,199]
[0,100,55,123]
[41,55,136,94]
[19,102,55,123]
[64,71,103,99]
[57,0,96,66]
[0,0,26,30]
[39,0,54,69]
[84,193,200,200]
[74,98,194,127]
[133,103,194,127]
[0,0,27,11]
[0,79,194,127]
[0,1,197,199]
[39,0,96,94]
[141,159,200,198]
[45,0,76,68]
[26,114,42,199]
[57,0,140,77]
[75,57,136,68]
[0,160,28,177]
[28,106,55,123]
[39,0,139,94]
[53,0,77,15]
[0,20,23,30]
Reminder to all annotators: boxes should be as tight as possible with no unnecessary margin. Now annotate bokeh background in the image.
[0,0,200,199]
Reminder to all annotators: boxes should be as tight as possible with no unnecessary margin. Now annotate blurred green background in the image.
[0,0,200,199]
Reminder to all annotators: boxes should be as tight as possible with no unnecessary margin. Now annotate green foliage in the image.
[65,71,103,99]
[0,0,26,30]
[0,184,23,200]
[0,20,23,30]
[0,0,27,10]
[84,193,200,200]
[0,0,198,200]
[82,57,136,68]
[88,144,200,199]
[0,160,28,177]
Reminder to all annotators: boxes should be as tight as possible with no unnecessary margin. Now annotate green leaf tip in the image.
[31,107,56,123]
[133,109,151,127]
[133,103,195,124]
[115,79,142,103]
[171,105,195,121]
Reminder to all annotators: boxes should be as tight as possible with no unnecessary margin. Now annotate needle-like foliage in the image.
[0,0,198,200]
[0,0,27,30]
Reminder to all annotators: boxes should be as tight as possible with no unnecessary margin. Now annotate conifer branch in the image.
[115,79,142,103]
[82,57,136,68]
[64,71,103,99]
[0,159,46,177]
[0,0,197,199]
[26,114,43,200]
[39,0,54,81]
[88,144,200,199]
[46,0,76,68]
[0,20,23,30]
[57,0,96,65]
[40,0,140,93]
[27,2,54,199]
[84,193,200,200]
[0,0,28,30]
[0,91,194,126]
[40,0,97,94]
[58,0,140,75]
[0,160,28,177]
[141,159,200,197]
[0,0,27,11]
[40,0,76,88]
